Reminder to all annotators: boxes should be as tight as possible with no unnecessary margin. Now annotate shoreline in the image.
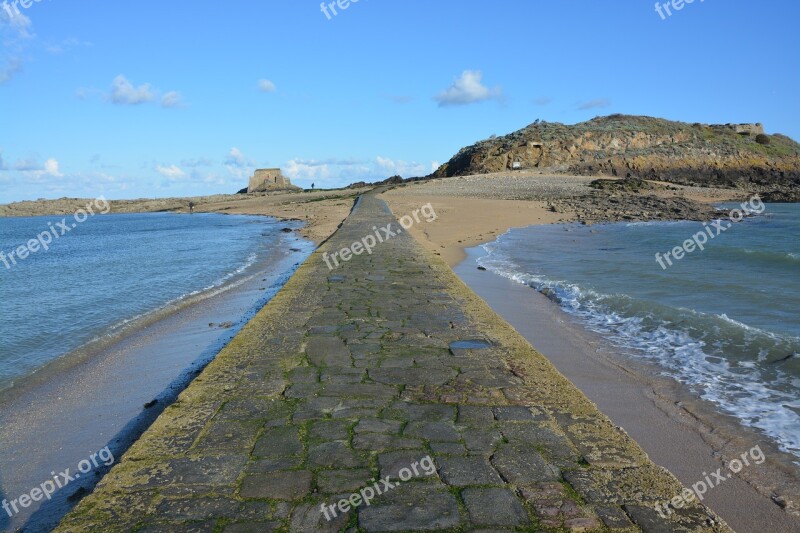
[57,189,737,531]
[6,175,796,529]
[381,173,747,267]
[454,246,799,531]
[0,187,368,245]
[0,225,313,532]
[382,175,800,526]
[0,213,311,401]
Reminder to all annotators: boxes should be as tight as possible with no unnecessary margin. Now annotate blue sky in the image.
[1,0,798,202]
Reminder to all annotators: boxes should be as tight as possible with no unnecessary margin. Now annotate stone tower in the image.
[247,169,298,193]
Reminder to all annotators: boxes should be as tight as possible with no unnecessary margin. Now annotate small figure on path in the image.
[311,183,315,190]
[188,201,195,214]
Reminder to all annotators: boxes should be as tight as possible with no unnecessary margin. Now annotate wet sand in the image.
[381,173,742,267]
[382,176,800,528]
[0,242,311,532]
[0,190,359,531]
[454,248,800,532]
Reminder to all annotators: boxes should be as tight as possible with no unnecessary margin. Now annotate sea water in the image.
[478,204,800,458]
[0,212,311,392]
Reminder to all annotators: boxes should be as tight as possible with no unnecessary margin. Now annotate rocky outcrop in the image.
[432,115,800,197]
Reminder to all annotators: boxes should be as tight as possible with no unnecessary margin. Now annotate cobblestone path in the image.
[58,191,730,532]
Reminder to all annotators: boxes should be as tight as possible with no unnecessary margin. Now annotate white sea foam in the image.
[478,244,800,458]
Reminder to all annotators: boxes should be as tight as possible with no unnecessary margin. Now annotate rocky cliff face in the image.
[433,115,800,199]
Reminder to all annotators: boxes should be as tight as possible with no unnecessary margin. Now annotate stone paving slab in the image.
[57,190,732,532]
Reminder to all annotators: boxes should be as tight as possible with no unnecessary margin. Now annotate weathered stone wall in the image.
[734,123,765,136]
[247,168,297,192]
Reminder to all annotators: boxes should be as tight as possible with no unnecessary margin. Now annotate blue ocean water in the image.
[0,212,311,391]
[478,204,800,458]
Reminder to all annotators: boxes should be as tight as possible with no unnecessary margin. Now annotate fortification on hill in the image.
[432,115,800,198]
[247,168,299,192]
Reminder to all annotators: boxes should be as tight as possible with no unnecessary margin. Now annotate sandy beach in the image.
[382,173,800,531]
[381,172,743,267]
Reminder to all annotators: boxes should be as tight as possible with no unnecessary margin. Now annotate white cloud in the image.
[161,91,184,108]
[101,75,182,108]
[155,164,186,179]
[224,147,256,180]
[109,75,155,105]
[533,97,552,106]
[224,147,249,168]
[578,98,611,110]
[284,160,341,184]
[258,79,277,93]
[0,149,8,171]
[11,156,64,182]
[435,70,502,107]
[375,156,428,177]
[44,158,63,177]
[2,169,123,200]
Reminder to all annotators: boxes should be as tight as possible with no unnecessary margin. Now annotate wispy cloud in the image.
[155,164,185,180]
[290,157,367,168]
[224,147,250,168]
[181,157,214,168]
[375,156,429,177]
[578,98,611,110]
[75,87,103,100]
[4,168,123,199]
[283,156,435,188]
[93,75,183,108]
[12,156,64,181]
[258,79,277,93]
[0,10,33,84]
[161,91,184,108]
[0,57,22,83]
[44,37,91,55]
[13,157,42,171]
[435,70,502,107]
[0,149,9,171]
[533,97,552,106]
[224,147,255,179]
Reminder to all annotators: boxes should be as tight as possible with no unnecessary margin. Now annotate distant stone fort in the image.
[710,123,765,136]
[247,169,299,193]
